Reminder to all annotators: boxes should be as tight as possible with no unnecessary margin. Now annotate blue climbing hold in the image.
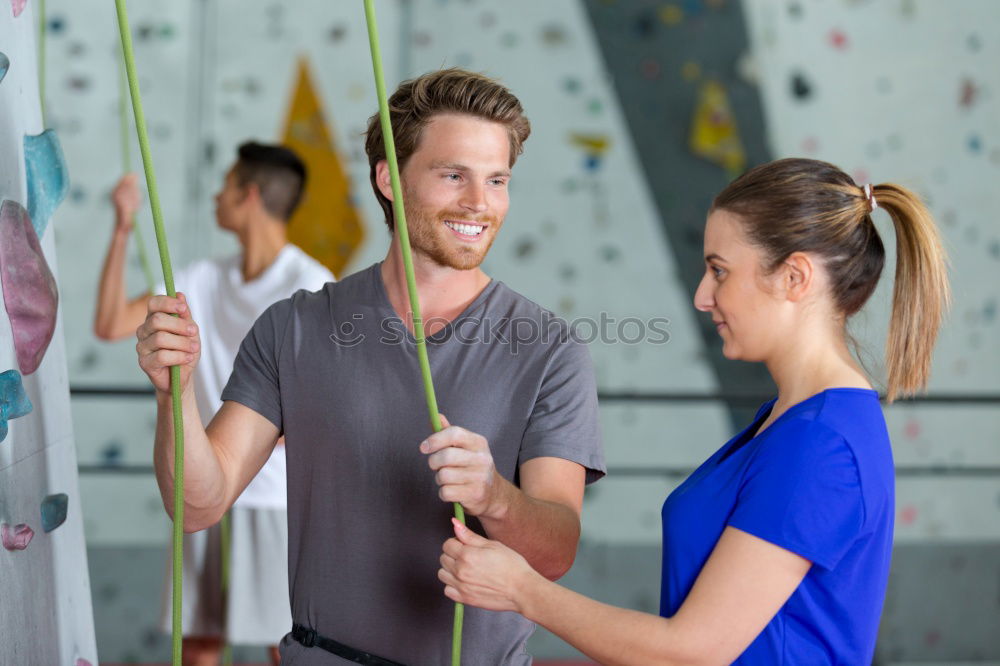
[24,130,70,240]
[0,52,9,85]
[0,369,32,442]
[100,440,123,466]
[41,493,69,533]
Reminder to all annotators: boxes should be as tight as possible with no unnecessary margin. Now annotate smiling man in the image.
[136,69,605,665]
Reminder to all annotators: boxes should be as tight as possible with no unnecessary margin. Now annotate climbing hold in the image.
[828,28,848,50]
[0,201,59,375]
[100,440,123,466]
[0,52,9,84]
[569,133,611,155]
[959,78,978,108]
[540,24,569,46]
[10,0,26,18]
[327,23,347,42]
[790,71,813,101]
[633,11,657,38]
[0,369,33,442]
[40,493,68,532]
[659,4,683,25]
[563,77,581,94]
[514,238,536,260]
[690,80,746,174]
[600,244,622,263]
[1,523,34,550]
[569,133,610,173]
[682,60,702,83]
[24,129,70,239]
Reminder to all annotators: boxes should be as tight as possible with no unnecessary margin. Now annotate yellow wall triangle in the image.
[281,57,365,278]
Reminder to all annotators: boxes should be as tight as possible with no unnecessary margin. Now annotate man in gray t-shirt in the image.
[136,69,604,664]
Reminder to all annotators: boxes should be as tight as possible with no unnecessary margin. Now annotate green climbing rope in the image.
[362,2,465,663]
[113,2,186,665]
[220,511,232,666]
[118,57,157,292]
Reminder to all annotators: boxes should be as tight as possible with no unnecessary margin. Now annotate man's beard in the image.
[403,196,501,270]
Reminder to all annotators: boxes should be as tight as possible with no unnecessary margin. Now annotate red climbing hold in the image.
[1,523,34,550]
[0,200,59,375]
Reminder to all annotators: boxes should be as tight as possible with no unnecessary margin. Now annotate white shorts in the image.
[160,506,292,645]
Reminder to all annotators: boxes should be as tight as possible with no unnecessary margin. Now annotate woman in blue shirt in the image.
[437,158,950,664]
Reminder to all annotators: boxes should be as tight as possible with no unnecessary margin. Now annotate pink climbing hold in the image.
[10,0,27,18]
[1,523,34,550]
[75,659,93,666]
[0,200,59,375]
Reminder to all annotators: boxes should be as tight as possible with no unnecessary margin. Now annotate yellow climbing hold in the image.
[689,79,746,176]
[568,132,611,157]
[659,5,684,26]
[681,61,702,82]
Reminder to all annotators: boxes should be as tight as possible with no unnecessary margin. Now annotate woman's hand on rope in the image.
[111,172,142,233]
[422,414,501,518]
[135,293,200,394]
[439,518,537,614]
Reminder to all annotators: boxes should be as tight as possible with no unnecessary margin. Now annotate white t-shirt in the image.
[159,244,334,508]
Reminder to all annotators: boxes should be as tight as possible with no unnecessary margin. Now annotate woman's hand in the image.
[438,518,541,614]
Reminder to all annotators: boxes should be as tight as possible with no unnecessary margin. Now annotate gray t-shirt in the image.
[222,263,605,665]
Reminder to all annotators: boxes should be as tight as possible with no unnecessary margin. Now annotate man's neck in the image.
[380,238,491,335]
[238,216,288,282]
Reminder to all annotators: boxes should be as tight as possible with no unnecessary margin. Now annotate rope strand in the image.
[362,2,465,663]
[118,56,158,292]
[113,2,185,664]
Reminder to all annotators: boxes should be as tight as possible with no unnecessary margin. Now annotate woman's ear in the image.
[375,160,394,202]
[781,252,815,302]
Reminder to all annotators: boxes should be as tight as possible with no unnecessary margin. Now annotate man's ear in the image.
[241,181,262,208]
[781,252,815,302]
[375,160,394,202]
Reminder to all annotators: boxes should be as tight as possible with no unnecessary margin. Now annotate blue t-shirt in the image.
[661,389,894,664]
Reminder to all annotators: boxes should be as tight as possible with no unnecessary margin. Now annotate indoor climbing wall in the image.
[581,0,776,425]
[44,0,195,390]
[742,0,1000,660]
[38,1,206,658]
[0,2,96,664]
[40,1,192,651]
